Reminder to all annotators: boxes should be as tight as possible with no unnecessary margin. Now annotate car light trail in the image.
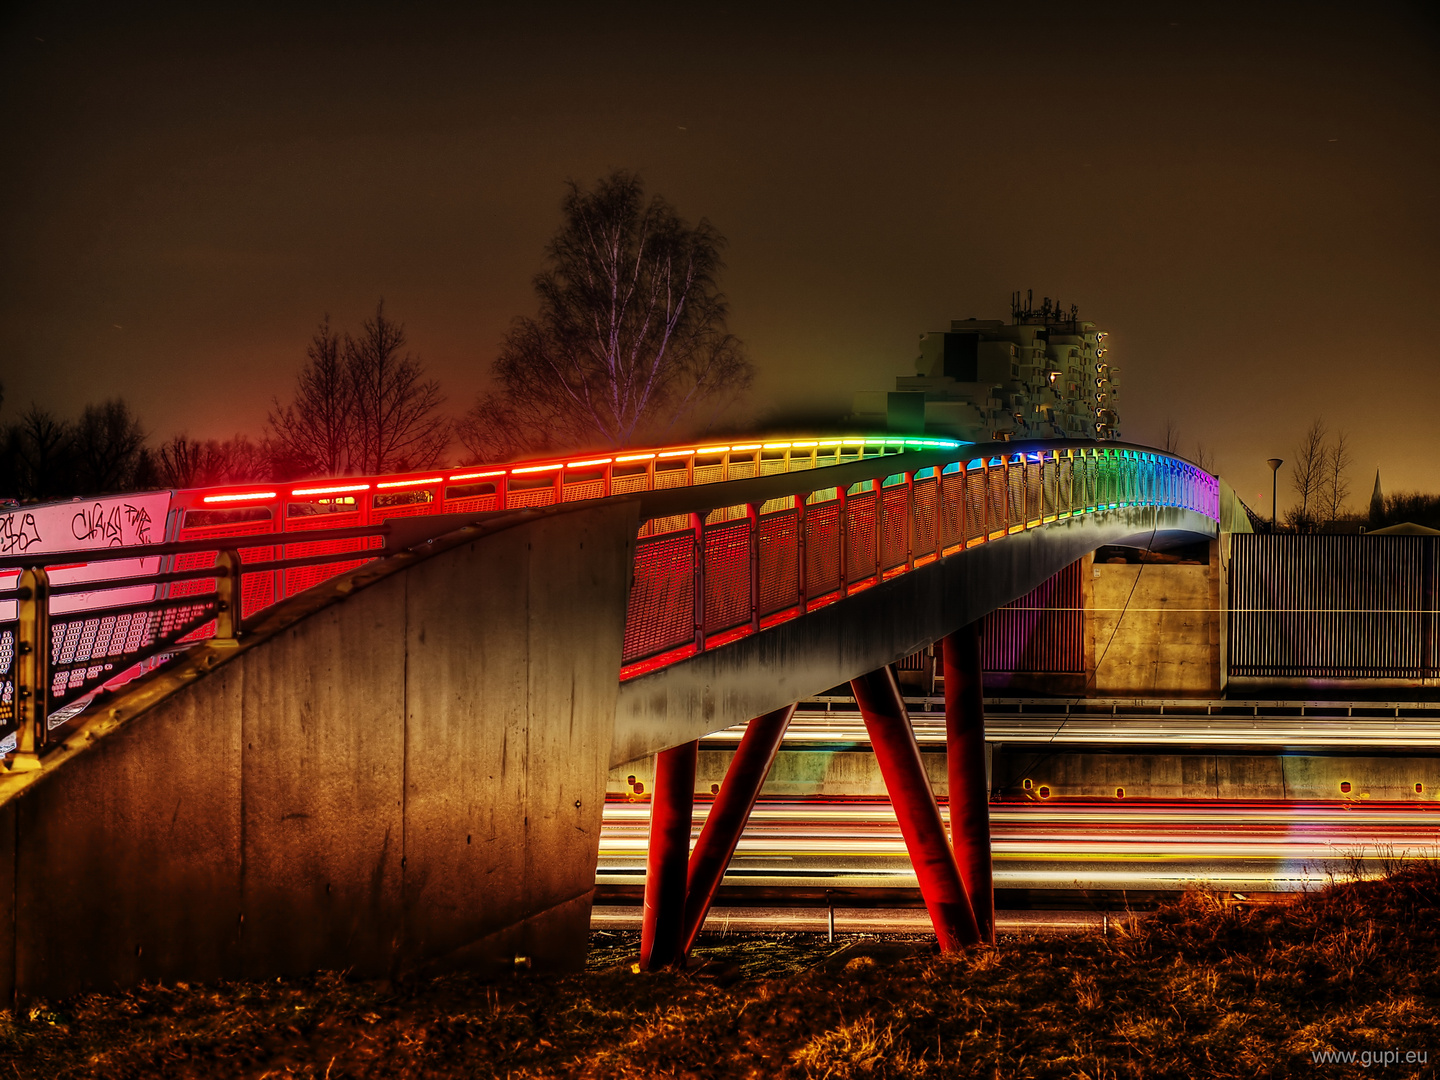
[598,799,1440,893]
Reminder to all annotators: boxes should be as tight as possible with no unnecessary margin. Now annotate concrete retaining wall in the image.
[0,501,636,1002]
[610,745,1440,804]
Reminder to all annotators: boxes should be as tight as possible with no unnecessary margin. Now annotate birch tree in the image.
[458,171,752,461]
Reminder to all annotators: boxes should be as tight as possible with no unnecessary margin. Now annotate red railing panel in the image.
[622,532,695,664]
[804,500,842,600]
[757,510,801,617]
[702,520,751,635]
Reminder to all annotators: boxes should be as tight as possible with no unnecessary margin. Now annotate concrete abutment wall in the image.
[0,501,637,1002]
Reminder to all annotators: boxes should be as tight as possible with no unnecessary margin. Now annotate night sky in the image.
[2,2,1436,510]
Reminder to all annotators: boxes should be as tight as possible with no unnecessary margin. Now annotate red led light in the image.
[511,463,563,474]
[449,470,505,480]
[375,477,443,489]
[291,483,371,496]
[202,491,277,503]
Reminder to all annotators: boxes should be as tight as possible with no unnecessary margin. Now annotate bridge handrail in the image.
[0,436,1216,763]
[616,439,1218,676]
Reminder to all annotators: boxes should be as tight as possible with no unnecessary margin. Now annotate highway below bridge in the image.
[595,696,1440,923]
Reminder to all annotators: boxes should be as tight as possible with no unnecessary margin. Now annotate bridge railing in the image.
[618,443,1218,677]
[0,438,1216,762]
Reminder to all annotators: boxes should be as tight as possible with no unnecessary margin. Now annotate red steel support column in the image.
[850,667,980,950]
[942,624,995,942]
[680,704,796,956]
[640,740,698,970]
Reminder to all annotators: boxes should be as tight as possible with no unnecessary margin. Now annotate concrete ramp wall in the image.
[0,501,637,1002]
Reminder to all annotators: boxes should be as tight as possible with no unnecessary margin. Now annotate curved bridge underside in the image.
[614,503,1215,764]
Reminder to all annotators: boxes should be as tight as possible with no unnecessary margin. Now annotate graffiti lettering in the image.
[72,503,126,547]
[0,512,43,554]
[123,503,154,545]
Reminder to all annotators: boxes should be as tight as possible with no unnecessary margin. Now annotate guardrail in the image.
[617,441,1217,676]
[0,438,1216,765]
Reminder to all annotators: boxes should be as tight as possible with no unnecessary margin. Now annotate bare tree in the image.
[1287,418,1327,529]
[1193,441,1215,474]
[267,317,354,479]
[1,405,75,502]
[345,302,450,475]
[459,171,753,461]
[72,398,146,495]
[1161,418,1181,454]
[1318,429,1352,523]
[155,434,269,489]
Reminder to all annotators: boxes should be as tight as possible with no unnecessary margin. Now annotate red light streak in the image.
[374,477,443,489]
[291,483,371,496]
[202,491,277,503]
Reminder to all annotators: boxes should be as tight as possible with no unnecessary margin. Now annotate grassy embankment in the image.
[2,863,1437,1078]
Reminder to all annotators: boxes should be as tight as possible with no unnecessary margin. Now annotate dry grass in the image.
[2,863,1438,1078]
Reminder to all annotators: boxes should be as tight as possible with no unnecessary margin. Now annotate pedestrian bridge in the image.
[0,434,1218,998]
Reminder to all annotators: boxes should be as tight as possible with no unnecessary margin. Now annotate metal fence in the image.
[1229,534,1440,679]
[980,558,1086,674]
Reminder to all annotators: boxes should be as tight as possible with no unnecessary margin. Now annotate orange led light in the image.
[566,457,612,468]
[202,491,277,503]
[696,445,730,454]
[375,477,443,489]
[730,443,761,451]
[291,483,371,496]
[511,463,563,474]
[657,449,695,458]
[615,452,656,462]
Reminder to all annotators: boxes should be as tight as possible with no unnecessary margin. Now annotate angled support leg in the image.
[680,704,797,956]
[851,666,980,951]
[639,740,698,970]
[943,624,995,943]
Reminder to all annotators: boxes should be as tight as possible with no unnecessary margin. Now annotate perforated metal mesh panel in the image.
[757,511,801,616]
[611,473,651,495]
[506,486,556,509]
[173,519,276,622]
[1024,461,1042,522]
[283,511,379,597]
[48,599,216,713]
[963,470,986,542]
[622,533,695,664]
[562,479,605,502]
[911,477,938,558]
[987,468,1007,532]
[0,626,14,735]
[845,490,878,584]
[1058,456,1074,512]
[702,520,751,635]
[443,494,499,514]
[1042,459,1058,517]
[804,500,842,599]
[938,470,965,549]
[879,486,909,571]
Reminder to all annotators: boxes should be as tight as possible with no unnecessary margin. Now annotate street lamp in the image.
[1266,458,1284,530]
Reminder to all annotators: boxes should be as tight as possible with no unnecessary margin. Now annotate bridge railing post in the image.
[747,503,760,633]
[691,512,705,651]
[212,549,243,646]
[13,566,51,767]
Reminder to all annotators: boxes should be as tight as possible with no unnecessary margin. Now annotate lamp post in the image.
[1266,458,1283,530]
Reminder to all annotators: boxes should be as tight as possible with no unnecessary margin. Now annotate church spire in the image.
[1369,469,1384,524]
